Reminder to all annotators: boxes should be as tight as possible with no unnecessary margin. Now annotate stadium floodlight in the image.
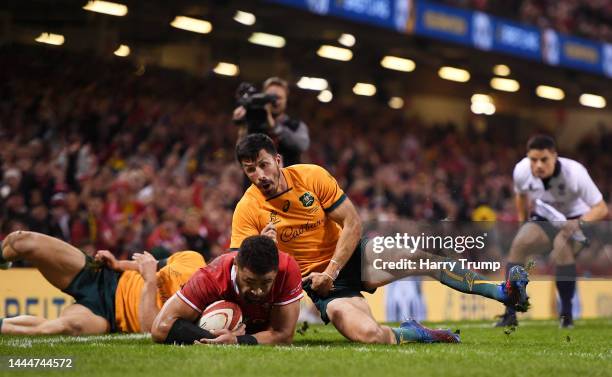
[234,10,256,26]
[490,77,520,92]
[388,97,404,109]
[317,45,353,61]
[83,0,127,16]
[248,32,286,48]
[438,66,470,82]
[471,102,496,115]
[579,93,606,109]
[353,82,376,96]
[471,94,492,104]
[213,62,239,76]
[471,93,495,115]
[113,44,130,57]
[171,16,212,34]
[297,77,328,91]
[338,33,356,47]
[35,32,65,46]
[318,90,333,103]
[536,85,564,101]
[380,56,415,72]
[493,64,510,76]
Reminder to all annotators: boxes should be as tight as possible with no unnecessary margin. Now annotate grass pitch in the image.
[0,319,610,377]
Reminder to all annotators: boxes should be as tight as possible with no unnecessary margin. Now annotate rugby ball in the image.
[198,300,243,332]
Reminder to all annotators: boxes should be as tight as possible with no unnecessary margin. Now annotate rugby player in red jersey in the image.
[151,235,303,345]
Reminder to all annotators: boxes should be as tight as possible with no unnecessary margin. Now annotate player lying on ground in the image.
[230,134,530,344]
[496,135,608,328]
[152,235,303,345]
[0,231,204,335]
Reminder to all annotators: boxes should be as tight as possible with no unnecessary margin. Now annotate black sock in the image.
[504,262,523,315]
[556,264,576,318]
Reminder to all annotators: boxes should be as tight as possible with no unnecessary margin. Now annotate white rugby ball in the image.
[198,300,243,332]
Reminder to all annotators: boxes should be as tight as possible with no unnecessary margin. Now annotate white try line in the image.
[2,333,150,348]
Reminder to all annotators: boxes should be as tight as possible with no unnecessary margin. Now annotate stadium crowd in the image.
[437,0,612,43]
[1,46,611,274]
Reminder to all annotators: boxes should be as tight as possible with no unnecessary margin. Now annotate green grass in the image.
[1,319,611,377]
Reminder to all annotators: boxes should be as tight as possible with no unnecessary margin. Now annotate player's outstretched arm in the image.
[151,294,211,344]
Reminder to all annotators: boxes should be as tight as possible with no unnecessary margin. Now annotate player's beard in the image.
[244,294,265,305]
[272,165,281,192]
[241,288,268,304]
[259,166,282,197]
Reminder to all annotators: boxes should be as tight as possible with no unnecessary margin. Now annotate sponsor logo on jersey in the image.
[280,219,324,243]
[299,192,315,207]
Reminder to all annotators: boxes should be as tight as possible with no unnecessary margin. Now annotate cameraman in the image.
[233,77,310,166]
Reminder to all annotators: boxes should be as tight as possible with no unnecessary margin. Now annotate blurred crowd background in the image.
[438,0,612,42]
[1,45,611,274]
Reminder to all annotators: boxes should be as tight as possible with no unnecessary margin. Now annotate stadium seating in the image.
[1,45,610,275]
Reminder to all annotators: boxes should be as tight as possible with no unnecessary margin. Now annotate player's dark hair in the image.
[236,235,279,274]
[235,133,278,163]
[527,135,556,152]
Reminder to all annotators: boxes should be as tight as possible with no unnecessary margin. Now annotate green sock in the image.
[438,263,504,301]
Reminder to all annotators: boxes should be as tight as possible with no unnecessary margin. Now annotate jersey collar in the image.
[553,160,562,177]
[542,160,562,190]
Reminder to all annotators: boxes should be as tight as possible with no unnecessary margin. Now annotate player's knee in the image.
[5,231,38,256]
[326,303,344,324]
[328,307,384,344]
